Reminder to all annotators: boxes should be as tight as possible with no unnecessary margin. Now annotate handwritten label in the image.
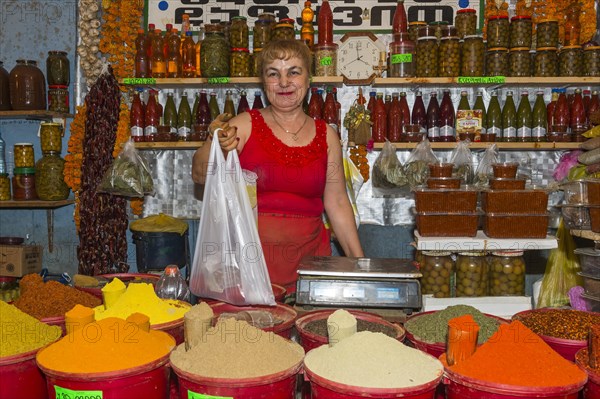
[122,78,157,85]
[457,76,506,84]
[55,386,102,399]
[391,53,413,64]
[320,56,333,66]
[207,77,230,84]
[188,391,232,399]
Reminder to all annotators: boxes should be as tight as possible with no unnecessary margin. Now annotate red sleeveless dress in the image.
[239,109,332,291]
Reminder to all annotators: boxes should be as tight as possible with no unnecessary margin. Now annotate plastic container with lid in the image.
[575,248,600,278]
[253,19,271,49]
[39,122,63,153]
[14,143,35,168]
[559,45,583,77]
[46,50,70,86]
[35,152,69,201]
[583,46,600,77]
[456,252,488,297]
[456,9,477,39]
[200,24,230,77]
[461,35,485,76]
[536,19,559,48]
[510,16,532,48]
[486,47,509,76]
[487,15,509,48]
[416,35,438,77]
[489,251,526,296]
[438,30,460,77]
[408,21,426,42]
[420,251,455,298]
[12,167,37,201]
[272,20,295,41]
[389,33,415,77]
[313,43,337,77]
[229,16,249,48]
[0,173,10,200]
[509,47,531,77]
[534,47,558,77]
[230,48,251,77]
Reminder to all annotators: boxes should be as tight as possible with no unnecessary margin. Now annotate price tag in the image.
[391,53,412,64]
[54,386,102,399]
[207,77,230,84]
[320,56,333,66]
[122,78,157,85]
[188,391,233,399]
[457,76,506,84]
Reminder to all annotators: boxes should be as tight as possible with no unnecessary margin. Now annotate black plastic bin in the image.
[132,230,189,272]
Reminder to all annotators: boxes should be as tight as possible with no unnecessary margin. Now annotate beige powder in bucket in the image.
[327,309,357,346]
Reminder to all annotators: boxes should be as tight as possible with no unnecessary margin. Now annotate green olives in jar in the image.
[510,16,532,49]
[439,36,460,77]
[39,122,63,153]
[0,174,10,201]
[583,46,600,77]
[461,35,485,76]
[230,48,251,77]
[455,9,477,39]
[509,47,531,77]
[272,20,295,41]
[35,152,69,201]
[230,16,249,48]
[313,43,338,77]
[486,47,509,76]
[430,21,449,40]
[14,143,35,168]
[252,48,262,77]
[456,252,488,297]
[420,251,455,298]
[253,19,271,49]
[489,251,525,296]
[536,19,559,48]
[200,24,230,77]
[416,34,438,77]
[408,21,426,42]
[487,16,509,48]
[559,45,582,77]
[534,47,558,77]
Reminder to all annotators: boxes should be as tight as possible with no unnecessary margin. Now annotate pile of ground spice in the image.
[304,331,443,389]
[305,318,397,338]
[404,305,501,344]
[513,309,600,341]
[170,318,304,379]
[0,301,62,357]
[14,274,101,319]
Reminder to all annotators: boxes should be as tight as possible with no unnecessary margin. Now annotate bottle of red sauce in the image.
[144,90,161,142]
[412,90,427,133]
[130,91,145,142]
[439,89,455,142]
[317,0,333,44]
[308,87,322,119]
[427,91,441,141]
[372,93,387,142]
[237,90,250,114]
[399,92,411,141]
[388,93,402,142]
[367,91,377,115]
[571,89,587,141]
[392,0,408,37]
[589,91,600,125]
[196,90,212,140]
[323,87,339,136]
[553,89,570,139]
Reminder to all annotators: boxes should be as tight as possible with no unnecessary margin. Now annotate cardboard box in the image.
[0,245,43,277]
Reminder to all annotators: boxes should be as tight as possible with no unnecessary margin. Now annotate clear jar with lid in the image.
[200,24,231,77]
[0,61,9,111]
[253,19,272,49]
[430,21,449,40]
[420,251,454,298]
[489,251,525,296]
[39,122,63,153]
[0,276,19,302]
[461,35,485,76]
[509,47,531,77]
[219,21,231,46]
[438,28,460,77]
[510,16,532,48]
[534,47,558,77]
[487,16,509,48]
[35,152,69,201]
[536,19,559,48]
[272,19,295,41]
[416,28,438,77]
[14,143,35,168]
[486,47,509,76]
[230,48,251,77]
[408,21,426,42]
[46,50,70,86]
[313,43,338,77]
[583,46,600,77]
[456,9,477,39]
[9,60,46,111]
[0,174,10,201]
[559,45,583,77]
[230,16,249,48]
[252,48,262,77]
[456,252,488,297]
[12,167,37,200]
[48,85,69,113]
[389,33,415,77]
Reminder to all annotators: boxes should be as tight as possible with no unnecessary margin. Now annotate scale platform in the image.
[296,257,422,313]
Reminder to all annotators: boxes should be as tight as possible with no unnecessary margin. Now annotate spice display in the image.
[584,46,600,77]
[438,36,460,77]
[13,274,101,320]
[404,305,501,345]
[184,302,214,350]
[0,174,10,200]
[487,16,510,48]
[171,318,304,378]
[305,331,443,388]
[461,35,485,76]
[230,16,249,48]
[200,24,230,77]
[534,47,558,77]
[456,253,488,297]
[47,86,69,113]
[455,9,477,39]
[486,47,509,76]
[446,314,479,366]
[509,47,531,77]
[420,251,454,298]
[559,45,582,77]
[416,36,438,77]
[313,43,338,76]
[536,19,559,48]
[37,317,174,373]
[510,16,532,48]
[12,168,37,201]
[513,309,600,341]
[13,143,35,168]
[0,301,61,358]
[304,318,397,338]
[35,153,70,200]
[230,48,251,77]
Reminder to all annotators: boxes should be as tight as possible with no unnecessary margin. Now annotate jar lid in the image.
[422,251,452,256]
[510,47,530,52]
[457,8,476,13]
[538,18,558,23]
[280,17,295,24]
[14,142,34,146]
[409,21,427,26]
[536,46,558,51]
[232,47,250,52]
[14,167,35,174]
[560,45,582,50]
[488,47,509,52]
[488,15,509,20]
[464,34,482,39]
[491,250,524,256]
[48,85,69,89]
[275,22,294,29]
[584,46,600,51]
[458,251,487,256]
[231,16,247,21]
[417,36,437,41]
[440,36,459,41]
[511,15,532,21]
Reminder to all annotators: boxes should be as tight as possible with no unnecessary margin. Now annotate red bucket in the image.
[575,348,600,399]
[0,342,58,399]
[209,302,297,339]
[150,300,191,345]
[38,353,172,399]
[172,358,302,399]
[295,309,406,353]
[75,273,161,300]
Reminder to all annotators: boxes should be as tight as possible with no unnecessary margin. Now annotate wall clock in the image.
[336,32,386,85]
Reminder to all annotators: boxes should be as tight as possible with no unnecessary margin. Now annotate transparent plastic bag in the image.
[189,138,275,306]
[450,140,474,184]
[405,137,438,188]
[98,140,154,197]
[473,144,499,187]
[372,140,407,188]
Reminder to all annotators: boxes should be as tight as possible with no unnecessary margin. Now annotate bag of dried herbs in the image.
[473,144,499,187]
[372,140,407,188]
[405,137,438,189]
[98,140,154,197]
[450,140,474,184]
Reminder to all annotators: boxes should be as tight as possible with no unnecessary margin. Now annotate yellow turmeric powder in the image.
[36,317,175,373]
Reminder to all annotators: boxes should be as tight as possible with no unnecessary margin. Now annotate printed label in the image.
[320,56,333,66]
[122,78,157,85]
[440,125,455,137]
[130,126,144,137]
[144,125,158,136]
[504,127,517,138]
[391,53,413,64]
[532,126,546,138]
[54,386,102,399]
[456,109,483,141]
[178,126,191,138]
[188,391,233,399]
[207,77,230,84]
[428,126,440,138]
[169,126,178,134]
[457,76,506,84]
[517,127,532,139]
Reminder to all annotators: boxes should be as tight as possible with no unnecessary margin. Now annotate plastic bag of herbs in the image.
[98,140,154,197]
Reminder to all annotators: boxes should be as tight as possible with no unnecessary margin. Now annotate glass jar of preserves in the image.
[389,33,415,77]
[420,251,454,298]
[200,24,230,77]
[509,47,531,77]
[559,45,582,77]
[39,122,63,153]
[536,19,559,48]
[456,9,477,39]
[9,60,46,111]
[489,251,525,296]
[46,50,70,86]
[534,47,558,77]
[0,174,10,201]
[253,19,272,49]
[252,48,262,77]
[230,48,251,77]
[487,16,509,48]
[456,252,488,297]
[12,167,37,200]
[408,21,426,42]
[416,33,438,77]
[486,47,509,76]
[258,12,277,29]
[219,21,231,46]
[0,61,10,111]
[510,16,532,49]
[439,35,460,77]
[47,85,69,113]
[583,46,600,77]
[272,19,295,41]
[0,276,19,302]
[313,43,338,77]
[430,21,449,40]
[230,16,249,48]
[14,143,35,168]
[461,35,485,76]
[35,152,69,201]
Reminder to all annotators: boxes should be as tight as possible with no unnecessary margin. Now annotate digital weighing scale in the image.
[296,257,422,315]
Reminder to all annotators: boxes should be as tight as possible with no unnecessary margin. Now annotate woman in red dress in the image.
[192,39,364,292]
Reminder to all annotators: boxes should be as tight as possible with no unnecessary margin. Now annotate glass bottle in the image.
[195,90,212,141]
[164,24,173,59]
[317,0,334,44]
[584,90,592,119]
[502,91,517,142]
[195,27,204,77]
[192,92,200,120]
[200,24,230,77]
[181,13,191,35]
[367,91,377,115]
[412,91,427,133]
[473,90,486,136]
[308,87,322,119]
[439,90,455,142]
[388,92,402,142]
[457,91,470,111]
[427,91,441,141]
[237,90,250,114]
[384,94,392,115]
[323,87,339,135]
[135,29,150,78]
[564,3,581,46]
[571,89,587,141]
[589,91,600,123]
[252,91,264,110]
[151,29,166,78]
[144,90,161,142]
[301,1,315,48]
[399,92,411,140]
[486,90,502,142]
[146,24,155,58]
[177,92,192,141]
[0,132,6,174]
[130,92,145,142]
[372,93,388,142]
[182,31,196,78]
[553,90,570,140]
[516,91,532,142]
[155,265,191,302]
[531,91,547,142]
[546,90,558,132]
[333,87,342,125]
[456,91,471,141]
[224,90,236,116]
[164,93,178,139]
[208,91,220,120]
[392,0,408,36]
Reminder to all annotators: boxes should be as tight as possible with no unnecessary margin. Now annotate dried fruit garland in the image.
[64,104,86,231]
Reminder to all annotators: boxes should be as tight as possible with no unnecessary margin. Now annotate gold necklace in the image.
[270,108,308,141]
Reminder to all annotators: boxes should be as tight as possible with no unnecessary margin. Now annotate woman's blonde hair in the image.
[257,39,312,77]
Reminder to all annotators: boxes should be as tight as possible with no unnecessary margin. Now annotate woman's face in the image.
[262,56,310,112]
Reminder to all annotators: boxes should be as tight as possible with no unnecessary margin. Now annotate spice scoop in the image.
[327,309,357,347]
[446,314,479,366]
[65,304,95,334]
[184,302,214,351]
[101,278,126,309]
[127,312,150,332]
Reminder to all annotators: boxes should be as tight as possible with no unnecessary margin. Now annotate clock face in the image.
[337,34,384,84]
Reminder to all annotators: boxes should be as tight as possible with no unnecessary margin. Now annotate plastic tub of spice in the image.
[74,273,161,299]
[575,349,600,399]
[209,302,297,339]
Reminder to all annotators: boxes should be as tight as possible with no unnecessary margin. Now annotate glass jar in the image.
[12,167,37,200]
[253,19,272,49]
[219,21,231,46]
[416,32,438,77]
[47,85,69,113]
[536,19,559,48]
[489,251,526,296]
[510,16,532,48]
[408,21,426,42]
[200,24,230,77]
[0,276,19,302]
[430,21,449,40]
[461,35,485,76]
[583,46,600,77]
[313,43,338,77]
[509,47,531,77]
[230,48,251,77]
[252,48,262,77]
[35,152,69,201]
[456,9,477,39]
[420,251,454,298]
[388,33,415,77]
[0,61,10,111]
[258,12,277,31]
[438,35,460,77]
[272,20,295,41]
[487,16,509,48]
[486,47,509,76]
[40,122,63,153]
[46,50,70,86]
[9,60,46,110]
[14,143,35,168]
[559,45,582,77]
[0,173,10,201]
[230,16,249,48]
[534,47,558,77]
[456,252,488,297]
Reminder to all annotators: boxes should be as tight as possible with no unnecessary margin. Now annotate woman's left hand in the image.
[210,113,239,152]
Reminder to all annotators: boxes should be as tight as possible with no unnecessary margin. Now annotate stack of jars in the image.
[229,16,250,77]
[46,50,70,113]
[12,142,37,200]
[252,13,277,77]
[35,122,69,200]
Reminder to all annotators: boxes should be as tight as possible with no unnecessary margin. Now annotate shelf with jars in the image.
[0,110,73,121]
[0,199,74,209]
[414,230,558,251]
[372,77,600,88]
[121,76,345,88]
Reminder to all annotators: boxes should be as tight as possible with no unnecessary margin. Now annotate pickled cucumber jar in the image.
[416,27,438,77]
[253,19,271,49]
[489,251,525,296]
[420,251,454,298]
[46,50,70,86]
[536,19,559,48]
[486,47,509,76]
[439,34,460,77]
[313,43,338,77]
[455,9,477,39]
[272,19,295,41]
[14,143,35,168]
[200,24,230,77]
[0,174,10,201]
[534,47,558,77]
[230,16,249,48]
[39,122,63,153]
[252,48,262,77]
[389,33,415,77]
[408,21,426,42]
[510,16,532,49]
[559,45,582,77]
[35,152,69,201]
[230,48,251,77]
[456,252,488,297]
[509,47,531,77]
[583,46,600,77]
[487,16,509,48]
[461,35,485,76]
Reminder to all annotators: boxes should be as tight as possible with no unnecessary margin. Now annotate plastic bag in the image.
[450,140,474,184]
[473,144,499,187]
[537,219,583,308]
[372,140,407,188]
[189,137,275,306]
[405,137,438,188]
[98,140,154,197]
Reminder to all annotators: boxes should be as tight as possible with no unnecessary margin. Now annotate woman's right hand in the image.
[209,113,238,152]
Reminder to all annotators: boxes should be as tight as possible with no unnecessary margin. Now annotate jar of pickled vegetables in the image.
[12,167,37,201]
[461,35,485,76]
[489,251,525,296]
[534,47,558,77]
[230,48,251,77]
[536,19,558,48]
[14,143,35,168]
[583,46,600,77]
[408,21,426,42]
[486,47,509,76]
[39,122,63,153]
[456,252,488,297]
[313,43,338,77]
[252,48,262,77]
[559,45,583,77]
[510,16,532,49]
[509,47,531,77]
[430,21,449,40]
[253,19,271,49]
[420,251,454,298]
[389,34,415,77]
[487,16,509,48]
[455,9,477,39]
[35,152,69,201]
[0,277,19,302]
[416,28,438,77]
[230,16,249,48]
[200,24,230,77]
[272,20,295,41]
[439,34,460,77]
[0,174,10,201]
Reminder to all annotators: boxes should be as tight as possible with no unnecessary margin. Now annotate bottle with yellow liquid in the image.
[301,1,315,48]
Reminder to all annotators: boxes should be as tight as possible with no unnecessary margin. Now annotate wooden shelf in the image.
[0,199,74,209]
[134,141,205,150]
[0,110,73,120]
[373,77,600,87]
[120,77,344,88]
[365,142,581,151]
[570,229,600,241]
[415,231,558,251]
